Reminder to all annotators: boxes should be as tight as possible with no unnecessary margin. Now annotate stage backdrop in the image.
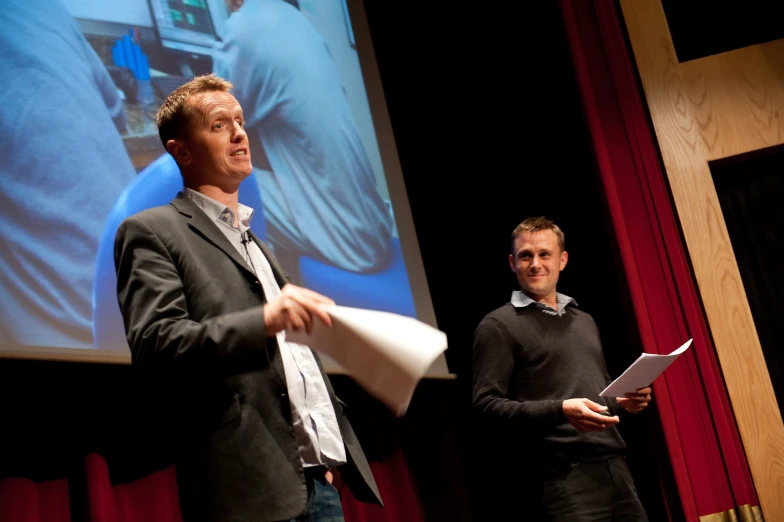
[0,0,448,376]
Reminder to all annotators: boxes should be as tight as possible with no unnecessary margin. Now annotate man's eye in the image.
[237,120,244,127]
[214,122,223,130]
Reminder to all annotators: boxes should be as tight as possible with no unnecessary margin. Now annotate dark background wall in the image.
[360,2,672,520]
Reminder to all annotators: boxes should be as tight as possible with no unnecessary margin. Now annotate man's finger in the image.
[618,396,651,404]
[618,397,648,413]
[582,398,608,413]
[286,301,309,331]
[584,410,619,425]
[623,397,651,405]
[300,310,314,334]
[288,313,305,332]
[288,293,334,328]
[293,299,332,329]
[308,304,333,328]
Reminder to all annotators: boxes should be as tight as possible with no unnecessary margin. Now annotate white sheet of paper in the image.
[286,306,448,416]
[599,339,692,397]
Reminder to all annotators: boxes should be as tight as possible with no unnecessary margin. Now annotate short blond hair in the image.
[511,216,565,253]
[155,74,234,148]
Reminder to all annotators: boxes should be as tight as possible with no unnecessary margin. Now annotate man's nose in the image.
[530,256,542,268]
[231,122,247,142]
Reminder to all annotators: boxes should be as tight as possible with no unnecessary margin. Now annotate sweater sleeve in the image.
[472,316,566,430]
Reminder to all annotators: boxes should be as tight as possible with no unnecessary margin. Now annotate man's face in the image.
[177,90,252,188]
[509,230,568,300]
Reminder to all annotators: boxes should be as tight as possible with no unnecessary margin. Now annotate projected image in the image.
[167,0,213,34]
[0,0,416,353]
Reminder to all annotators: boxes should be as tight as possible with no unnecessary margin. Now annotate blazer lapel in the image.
[170,193,256,279]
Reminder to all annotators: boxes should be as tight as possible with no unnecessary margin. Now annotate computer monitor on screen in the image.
[147,0,219,60]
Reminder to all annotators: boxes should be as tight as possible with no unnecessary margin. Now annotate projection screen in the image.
[0,0,449,376]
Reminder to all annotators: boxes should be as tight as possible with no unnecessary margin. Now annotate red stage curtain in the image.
[85,454,181,522]
[342,450,426,522]
[0,477,70,522]
[559,0,760,520]
[1,450,425,521]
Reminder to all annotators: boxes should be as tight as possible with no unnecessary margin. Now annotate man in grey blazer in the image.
[114,74,381,521]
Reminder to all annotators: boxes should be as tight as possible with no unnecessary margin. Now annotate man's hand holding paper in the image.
[263,284,335,336]
[287,305,448,416]
[617,387,652,414]
[601,339,692,399]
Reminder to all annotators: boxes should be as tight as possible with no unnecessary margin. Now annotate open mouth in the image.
[230,150,247,157]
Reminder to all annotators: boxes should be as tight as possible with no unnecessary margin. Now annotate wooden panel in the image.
[619,0,784,519]
[681,39,784,161]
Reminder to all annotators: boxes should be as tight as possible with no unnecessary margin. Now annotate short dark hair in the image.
[510,216,565,254]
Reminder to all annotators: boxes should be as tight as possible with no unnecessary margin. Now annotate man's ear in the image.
[560,250,569,271]
[166,139,191,165]
[509,253,516,273]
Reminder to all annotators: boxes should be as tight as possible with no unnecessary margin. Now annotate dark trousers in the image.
[541,455,647,522]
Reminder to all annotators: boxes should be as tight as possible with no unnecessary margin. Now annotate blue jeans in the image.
[287,467,344,522]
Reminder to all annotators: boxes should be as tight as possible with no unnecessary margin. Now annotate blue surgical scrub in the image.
[213,0,393,273]
[0,0,136,348]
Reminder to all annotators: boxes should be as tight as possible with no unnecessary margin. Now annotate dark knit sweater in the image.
[472,302,626,462]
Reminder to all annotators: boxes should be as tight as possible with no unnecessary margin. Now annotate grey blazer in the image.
[114,193,381,522]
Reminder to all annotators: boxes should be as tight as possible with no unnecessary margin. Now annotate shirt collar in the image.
[510,290,577,316]
[184,188,254,233]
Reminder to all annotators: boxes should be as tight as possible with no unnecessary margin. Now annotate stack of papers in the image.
[600,339,692,397]
[287,306,448,416]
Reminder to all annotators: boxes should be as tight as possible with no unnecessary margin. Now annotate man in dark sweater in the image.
[472,216,651,521]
